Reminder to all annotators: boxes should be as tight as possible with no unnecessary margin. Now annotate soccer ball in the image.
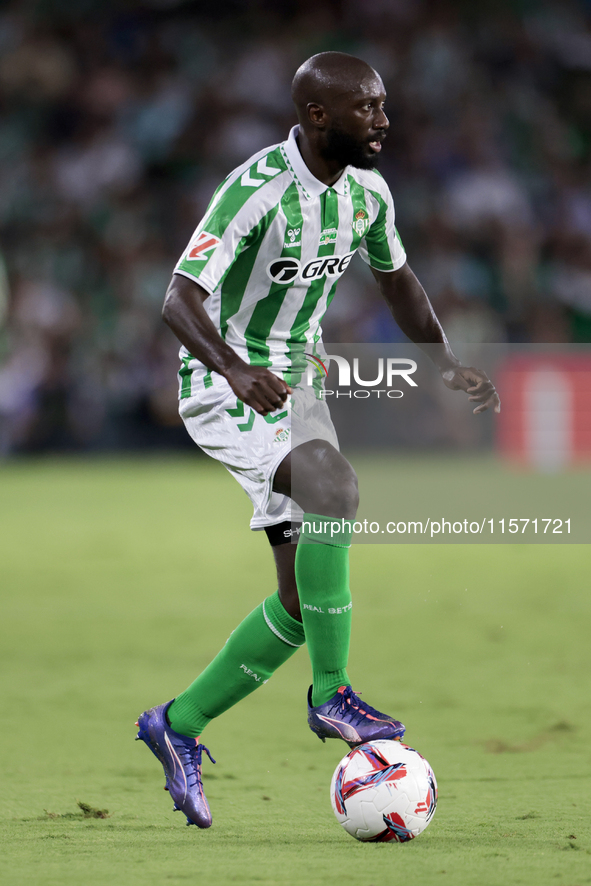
[330,740,437,842]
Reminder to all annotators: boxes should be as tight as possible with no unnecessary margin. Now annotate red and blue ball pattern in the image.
[330,741,437,843]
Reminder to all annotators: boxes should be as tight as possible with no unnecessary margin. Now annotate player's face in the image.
[322,74,389,170]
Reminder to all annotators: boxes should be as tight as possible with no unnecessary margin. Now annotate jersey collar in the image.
[282,125,349,199]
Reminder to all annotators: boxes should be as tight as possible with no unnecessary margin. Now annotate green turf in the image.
[1,455,589,886]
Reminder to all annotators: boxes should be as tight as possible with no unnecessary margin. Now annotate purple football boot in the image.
[135,700,216,828]
[307,685,405,747]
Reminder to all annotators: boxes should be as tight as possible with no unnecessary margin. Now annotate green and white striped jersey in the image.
[174,125,406,395]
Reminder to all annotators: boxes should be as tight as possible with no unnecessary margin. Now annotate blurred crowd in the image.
[1,0,591,453]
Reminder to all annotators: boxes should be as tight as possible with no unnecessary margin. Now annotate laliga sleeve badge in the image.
[186,231,221,261]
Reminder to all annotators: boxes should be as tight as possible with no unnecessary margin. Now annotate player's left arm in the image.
[371,262,501,415]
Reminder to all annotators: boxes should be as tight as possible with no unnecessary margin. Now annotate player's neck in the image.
[296,131,344,188]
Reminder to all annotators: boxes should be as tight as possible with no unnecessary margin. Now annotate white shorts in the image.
[179,370,339,530]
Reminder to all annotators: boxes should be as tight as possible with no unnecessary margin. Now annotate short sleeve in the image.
[357,182,406,272]
[174,185,255,295]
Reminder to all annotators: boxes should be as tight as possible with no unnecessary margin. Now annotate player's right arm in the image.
[162,274,290,415]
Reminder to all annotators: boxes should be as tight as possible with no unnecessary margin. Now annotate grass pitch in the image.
[1,455,590,886]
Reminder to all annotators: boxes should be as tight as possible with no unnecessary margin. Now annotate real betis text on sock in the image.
[168,591,305,737]
[295,513,353,707]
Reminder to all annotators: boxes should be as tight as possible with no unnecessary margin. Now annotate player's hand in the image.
[441,365,501,415]
[225,363,292,415]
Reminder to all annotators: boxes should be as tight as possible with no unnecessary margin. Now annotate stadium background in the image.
[1,0,591,454]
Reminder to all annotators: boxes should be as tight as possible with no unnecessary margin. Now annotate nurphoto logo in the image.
[305,354,418,399]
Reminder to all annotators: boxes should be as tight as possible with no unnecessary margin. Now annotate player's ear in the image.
[307,102,327,128]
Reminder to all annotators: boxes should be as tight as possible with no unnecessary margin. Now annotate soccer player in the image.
[135,52,500,828]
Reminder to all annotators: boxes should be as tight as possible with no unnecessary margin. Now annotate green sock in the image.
[295,513,353,707]
[167,591,305,737]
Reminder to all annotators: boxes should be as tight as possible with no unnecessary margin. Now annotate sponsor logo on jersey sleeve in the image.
[186,231,221,261]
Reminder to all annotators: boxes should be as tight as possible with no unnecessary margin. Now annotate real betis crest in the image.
[352,209,370,236]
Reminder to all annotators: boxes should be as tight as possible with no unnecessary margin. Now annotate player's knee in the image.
[287,441,359,518]
[313,463,359,518]
[277,583,301,621]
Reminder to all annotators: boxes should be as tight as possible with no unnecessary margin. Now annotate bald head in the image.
[290,51,388,179]
[291,52,381,126]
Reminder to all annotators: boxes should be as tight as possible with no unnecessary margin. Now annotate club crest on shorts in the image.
[352,210,370,236]
[273,427,290,443]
